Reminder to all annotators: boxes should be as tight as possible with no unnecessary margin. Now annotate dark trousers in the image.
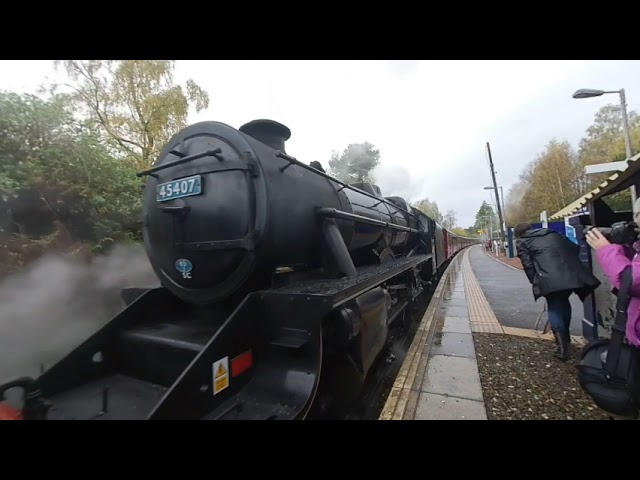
[545,289,573,333]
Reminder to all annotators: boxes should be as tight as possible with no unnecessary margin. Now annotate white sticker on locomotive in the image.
[212,356,229,395]
[175,258,193,279]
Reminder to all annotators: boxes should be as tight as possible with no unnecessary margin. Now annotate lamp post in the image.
[485,142,506,248]
[572,88,636,205]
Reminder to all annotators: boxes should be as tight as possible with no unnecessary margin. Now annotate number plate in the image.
[156,175,202,202]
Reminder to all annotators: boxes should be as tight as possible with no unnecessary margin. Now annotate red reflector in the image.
[231,350,253,377]
[0,402,23,420]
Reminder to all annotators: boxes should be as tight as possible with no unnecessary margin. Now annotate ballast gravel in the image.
[472,333,615,420]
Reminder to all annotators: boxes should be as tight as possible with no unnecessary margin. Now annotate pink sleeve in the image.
[596,244,640,296]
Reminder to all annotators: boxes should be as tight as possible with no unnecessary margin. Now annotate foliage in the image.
[412,197,443,223]
[0,61,214,276]
[442,209,457,230]
[578,104,640,171]
[451,227,469,237]
[411,198,464,232]
[517,139,585,222]
[328,142,380,183]
[0,90,143,248]
[51,60,210,169]
[473,201,498,234]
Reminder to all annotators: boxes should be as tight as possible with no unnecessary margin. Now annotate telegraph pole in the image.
[486,142,506,248]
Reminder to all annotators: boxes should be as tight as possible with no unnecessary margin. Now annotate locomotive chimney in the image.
[240,119,291,153]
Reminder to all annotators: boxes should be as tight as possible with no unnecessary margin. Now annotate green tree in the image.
[328,142,380,183]
[442,209,457,230]
[473,201,498,233]
[451,227,469,237]
[51,60,210,169]
[579,104,640,171]
[0,91,72,190]
[577,103,640,212]
[0,90,143,249]
[519,139,584,221]
[412,197,443,223]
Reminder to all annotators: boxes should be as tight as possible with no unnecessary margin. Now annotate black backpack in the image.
[576,266,640,418]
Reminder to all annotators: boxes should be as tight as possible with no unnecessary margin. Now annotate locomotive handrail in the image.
[136,148,224,177]
[275,151,421,223]
[318,207,419,234]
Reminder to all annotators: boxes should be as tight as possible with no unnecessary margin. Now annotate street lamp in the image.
[572,87,636,205]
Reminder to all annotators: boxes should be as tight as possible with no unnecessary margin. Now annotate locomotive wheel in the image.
[378,248,395,264]
[305,349,363,419]
[298,328,323,420]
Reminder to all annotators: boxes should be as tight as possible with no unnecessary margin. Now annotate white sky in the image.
[2,59,640,228]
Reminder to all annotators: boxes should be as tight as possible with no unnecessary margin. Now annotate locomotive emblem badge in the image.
[175,258,193,279]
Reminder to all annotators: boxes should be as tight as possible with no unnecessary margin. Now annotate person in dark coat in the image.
[514,222,600,360]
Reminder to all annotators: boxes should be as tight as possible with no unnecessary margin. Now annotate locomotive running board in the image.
[271,253,431,308]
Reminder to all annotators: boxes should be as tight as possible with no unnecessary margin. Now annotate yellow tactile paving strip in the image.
[502,326,587,347]
[462,248,505,334]
[379,254,463,420]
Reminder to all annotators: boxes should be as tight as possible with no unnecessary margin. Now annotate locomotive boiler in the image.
[143,119,423,305]
[0,119,476,421]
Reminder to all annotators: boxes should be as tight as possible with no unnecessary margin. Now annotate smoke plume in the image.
[0,243,159,382]
[370,163,426,202]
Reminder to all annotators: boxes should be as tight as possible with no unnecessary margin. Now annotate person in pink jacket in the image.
[585,227,640,347]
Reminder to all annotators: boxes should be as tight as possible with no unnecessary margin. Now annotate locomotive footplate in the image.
[271,253,432,308]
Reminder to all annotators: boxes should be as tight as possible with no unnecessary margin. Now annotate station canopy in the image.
[549,152,640,220]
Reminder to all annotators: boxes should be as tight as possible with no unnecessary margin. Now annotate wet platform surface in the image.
[380,248,487,420]
[418,252,487,419]
[468,247,583,336]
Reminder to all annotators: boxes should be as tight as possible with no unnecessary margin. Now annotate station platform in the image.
[379,244,587,421]
[470,247,585,337]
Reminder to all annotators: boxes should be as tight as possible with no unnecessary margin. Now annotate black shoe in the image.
[552,330,560,354]
[552,329,569,361]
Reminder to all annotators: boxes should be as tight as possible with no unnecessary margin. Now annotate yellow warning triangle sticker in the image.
[216,363,227,378]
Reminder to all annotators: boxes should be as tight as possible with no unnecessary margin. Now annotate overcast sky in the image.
[2,60,640,228]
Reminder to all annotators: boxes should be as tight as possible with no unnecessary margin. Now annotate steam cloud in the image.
[503,181,526,220]
[371,163,426,202]
[0,243,159,382]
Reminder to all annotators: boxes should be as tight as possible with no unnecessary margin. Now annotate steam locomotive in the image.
[0,119,477,420]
